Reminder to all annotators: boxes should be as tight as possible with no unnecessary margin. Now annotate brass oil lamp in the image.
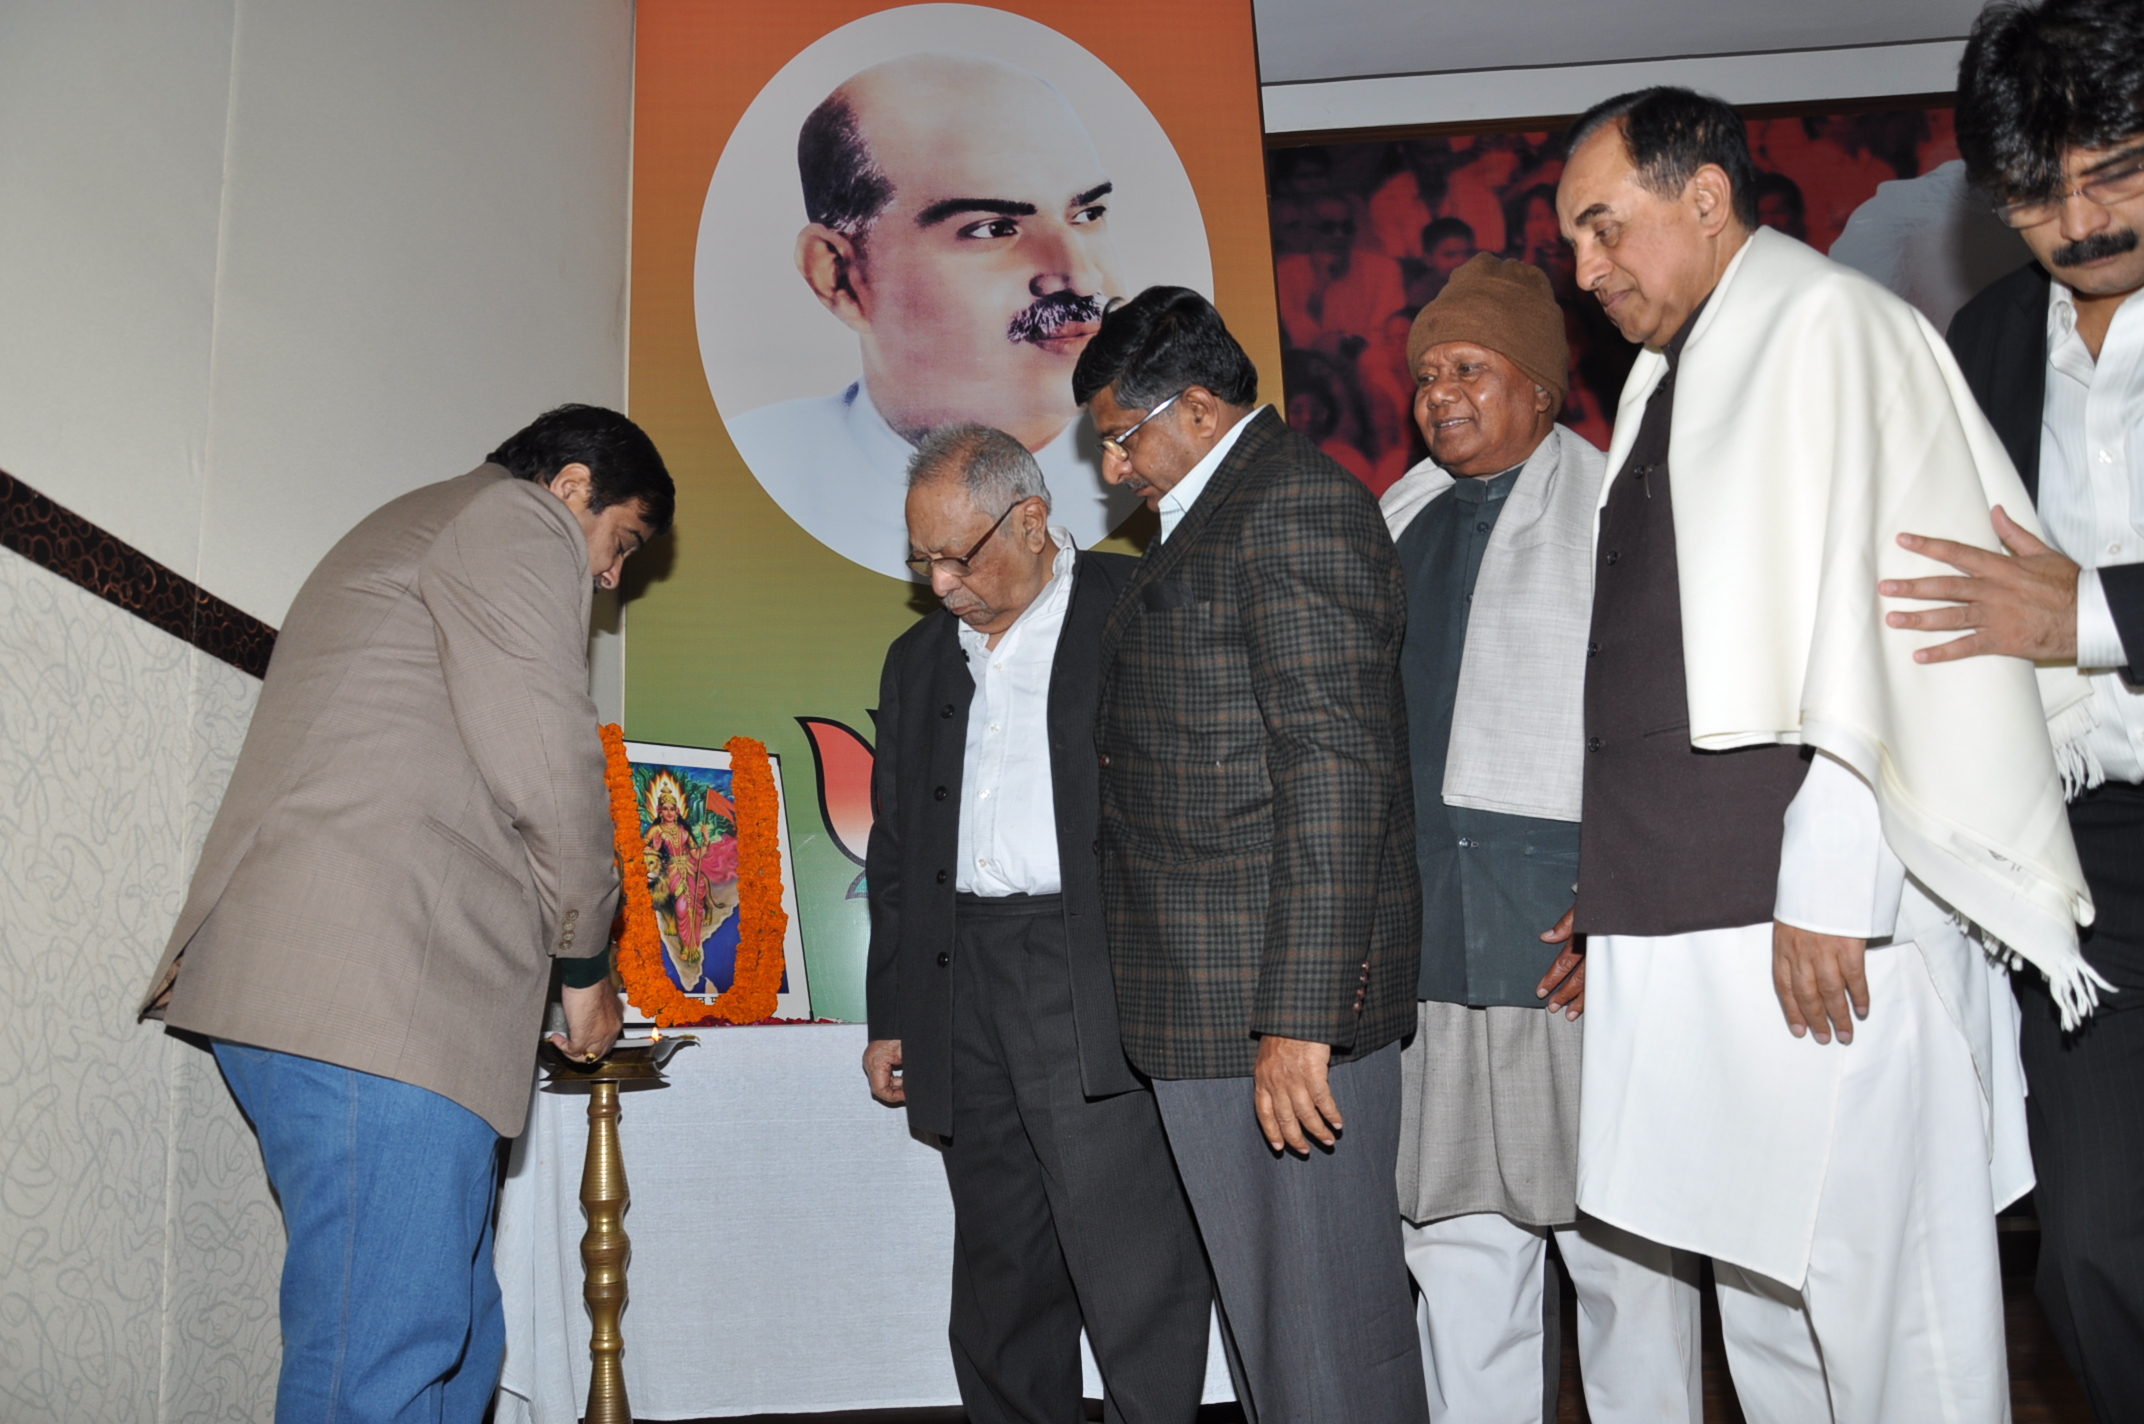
[537,1030,698,1424]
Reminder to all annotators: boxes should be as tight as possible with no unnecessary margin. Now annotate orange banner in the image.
[625,1,1278,1021]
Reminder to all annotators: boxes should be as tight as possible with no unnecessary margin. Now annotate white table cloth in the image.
[494,1023,1229,1421]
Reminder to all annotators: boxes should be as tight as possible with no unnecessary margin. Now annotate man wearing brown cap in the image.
[1379,255,1703,1423]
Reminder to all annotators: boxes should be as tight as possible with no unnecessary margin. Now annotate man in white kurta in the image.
[1556,88,2100,1423]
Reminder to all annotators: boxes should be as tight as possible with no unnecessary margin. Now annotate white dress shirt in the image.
[954,529,1079,896]
[2037,283,2144,783]
[1157,405,1267,541]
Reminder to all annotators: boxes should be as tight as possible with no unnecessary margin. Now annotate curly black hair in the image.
[1956,0,2144,199]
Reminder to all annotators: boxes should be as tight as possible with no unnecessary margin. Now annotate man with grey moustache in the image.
[731,52,1138,581]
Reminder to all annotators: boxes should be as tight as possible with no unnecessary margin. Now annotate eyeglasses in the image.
[1994,148,2144,229]
[906,500,1022,579]
[1098,392,1184,462]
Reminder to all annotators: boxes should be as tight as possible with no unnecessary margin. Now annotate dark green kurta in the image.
[1396,468,1582,1007]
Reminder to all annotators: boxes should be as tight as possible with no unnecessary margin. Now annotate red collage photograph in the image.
[1268,105,1968,491]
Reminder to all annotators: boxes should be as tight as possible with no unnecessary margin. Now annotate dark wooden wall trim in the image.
[1,467,277,678]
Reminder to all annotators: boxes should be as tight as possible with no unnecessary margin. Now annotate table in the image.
[494,1023,1230,1420]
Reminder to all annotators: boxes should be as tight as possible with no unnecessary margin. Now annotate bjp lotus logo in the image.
[796,716,876,899]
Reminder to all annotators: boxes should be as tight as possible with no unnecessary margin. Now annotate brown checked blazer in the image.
[1094,406,1420,1081]
[139,467,618,1136]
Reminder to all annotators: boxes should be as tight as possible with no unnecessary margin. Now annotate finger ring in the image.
[583,1050,600,1063]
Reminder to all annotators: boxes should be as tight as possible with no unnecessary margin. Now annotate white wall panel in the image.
[0,0,236,581]
[1253,0,1984,85]
[197,0,634,624]
[1264,39,1969,134]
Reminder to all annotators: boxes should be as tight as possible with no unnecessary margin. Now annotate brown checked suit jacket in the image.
[139,466,619,1136]
[1095,406,1420,1081]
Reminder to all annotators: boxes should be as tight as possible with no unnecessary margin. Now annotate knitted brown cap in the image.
[1405,253,1568,406]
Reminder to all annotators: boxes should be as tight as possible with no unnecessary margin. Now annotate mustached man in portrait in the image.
[727,52,1139,580]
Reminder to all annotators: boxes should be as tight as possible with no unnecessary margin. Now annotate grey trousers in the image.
[1153,1041,1430,1424]
[943,895,1212,1424]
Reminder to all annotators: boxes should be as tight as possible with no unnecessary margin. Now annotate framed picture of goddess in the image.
[623,740,813,1022]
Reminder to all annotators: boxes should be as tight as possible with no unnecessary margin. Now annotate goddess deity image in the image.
[640,769,744,994]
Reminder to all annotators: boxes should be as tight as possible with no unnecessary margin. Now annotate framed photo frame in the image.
[621,739,813,1022]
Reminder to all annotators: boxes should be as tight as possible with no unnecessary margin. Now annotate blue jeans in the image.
[214,1042,504,1424]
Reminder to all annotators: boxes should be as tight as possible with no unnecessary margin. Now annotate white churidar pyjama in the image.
[1577,758,2026,1423]
[1404,1210,1701,1423]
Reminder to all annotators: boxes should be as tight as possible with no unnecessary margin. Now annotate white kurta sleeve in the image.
[1774,750,1906,939]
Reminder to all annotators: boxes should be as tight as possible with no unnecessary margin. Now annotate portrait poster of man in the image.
[623,1,1278,1023]
[624,741,813,1021]
[1269,102,2025,493]
[700,7,1217,581]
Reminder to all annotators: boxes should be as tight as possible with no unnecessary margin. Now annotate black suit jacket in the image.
[864,548,1141,1137]
[1948,260,2144,674]
[1094,407,1420,1081]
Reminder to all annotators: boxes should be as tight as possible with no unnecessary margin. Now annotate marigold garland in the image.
[600,724,788,1027]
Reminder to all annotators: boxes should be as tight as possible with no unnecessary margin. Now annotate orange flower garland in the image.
[599,724,788,1026]
[715,734,789,1023]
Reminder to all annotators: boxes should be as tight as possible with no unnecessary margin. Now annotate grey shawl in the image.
[1380,425,1607,822]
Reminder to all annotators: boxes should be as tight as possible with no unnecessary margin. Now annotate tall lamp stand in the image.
[538,1034,697,1424]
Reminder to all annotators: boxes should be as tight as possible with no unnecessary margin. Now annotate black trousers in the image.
[942,894,1212,1424]
[2016,780,2144,1421]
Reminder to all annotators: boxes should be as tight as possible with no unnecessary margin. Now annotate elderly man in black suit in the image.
[862,423,1210,1424]
[1076,288,1428,1424]
[1882,3,2144,1415]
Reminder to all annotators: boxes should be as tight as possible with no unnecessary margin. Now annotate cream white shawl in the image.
[1381,425,1607,823]
[1616,226,2103,1024]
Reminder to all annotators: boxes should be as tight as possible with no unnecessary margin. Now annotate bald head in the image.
[790,52,1126,449]
[801,55,1103,244]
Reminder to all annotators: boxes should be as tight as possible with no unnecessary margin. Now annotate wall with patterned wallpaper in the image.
[0,549,280,1421]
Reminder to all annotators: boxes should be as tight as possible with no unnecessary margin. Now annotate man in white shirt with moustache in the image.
[1885,3,2144,1414]
[861,424,1209,1424]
